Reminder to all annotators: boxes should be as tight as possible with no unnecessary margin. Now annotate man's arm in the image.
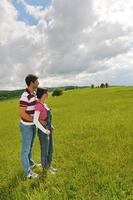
[19,107,33,122]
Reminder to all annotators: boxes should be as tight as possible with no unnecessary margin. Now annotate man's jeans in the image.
[38,129,53,169]
[20,123,36,175]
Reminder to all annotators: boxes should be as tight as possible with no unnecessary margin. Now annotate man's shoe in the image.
[26,172,38,179]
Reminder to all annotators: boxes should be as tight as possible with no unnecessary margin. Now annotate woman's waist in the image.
[39,119,51,127]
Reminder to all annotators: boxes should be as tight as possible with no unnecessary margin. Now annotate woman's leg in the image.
[38,130,49,170]
[47,130,54,167]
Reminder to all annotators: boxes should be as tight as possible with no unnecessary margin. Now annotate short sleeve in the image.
[19,94,29,107]
[35,103,42,112]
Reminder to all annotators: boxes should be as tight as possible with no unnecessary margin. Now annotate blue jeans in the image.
[20,123,36,175]
[38,129,53,169]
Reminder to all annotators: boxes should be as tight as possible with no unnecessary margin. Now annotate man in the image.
[19,74,40,179]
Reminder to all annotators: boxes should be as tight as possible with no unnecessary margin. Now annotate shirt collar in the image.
[26,88,35,95]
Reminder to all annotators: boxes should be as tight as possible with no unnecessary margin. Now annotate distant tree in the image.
[0,96,7,100]
[91,84,94,89]
[52,88,63,96]
[100,83,105,88]
[105,83,109,88]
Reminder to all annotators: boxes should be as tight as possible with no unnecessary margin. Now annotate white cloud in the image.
[0,0,133,90]
[94,0,133,27]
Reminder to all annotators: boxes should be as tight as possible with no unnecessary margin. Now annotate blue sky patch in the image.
[11,0,52,25]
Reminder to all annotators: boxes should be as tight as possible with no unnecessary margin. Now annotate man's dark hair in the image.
[25,74,38,86]
[36,88,48,99]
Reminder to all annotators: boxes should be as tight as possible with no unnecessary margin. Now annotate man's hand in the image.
[19,107,33,122]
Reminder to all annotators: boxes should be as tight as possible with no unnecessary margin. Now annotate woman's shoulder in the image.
[44,103,50,110]
[35,101,44,110]
[35,101,41,106]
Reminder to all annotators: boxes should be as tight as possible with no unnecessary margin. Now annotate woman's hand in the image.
[51,125,55,130]
[46,129,50,135]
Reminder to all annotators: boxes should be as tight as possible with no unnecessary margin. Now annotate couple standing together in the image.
[19,74,57,179]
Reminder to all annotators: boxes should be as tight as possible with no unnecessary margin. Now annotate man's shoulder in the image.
[20,89,36,102]
[20,90,29,100]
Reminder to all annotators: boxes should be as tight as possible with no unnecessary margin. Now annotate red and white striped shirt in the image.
[19,88,37,125]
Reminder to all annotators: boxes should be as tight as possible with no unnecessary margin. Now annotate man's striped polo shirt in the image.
[19,88,37,125]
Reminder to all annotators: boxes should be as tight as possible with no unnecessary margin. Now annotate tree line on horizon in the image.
[0,83,117,100]
[91,83,109,88]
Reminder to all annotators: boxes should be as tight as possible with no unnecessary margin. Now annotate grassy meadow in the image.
[0,87,133,200]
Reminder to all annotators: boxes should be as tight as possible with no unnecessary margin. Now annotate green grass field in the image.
[0,87,133,200]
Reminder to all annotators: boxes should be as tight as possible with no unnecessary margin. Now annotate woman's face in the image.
[41,92,48,102]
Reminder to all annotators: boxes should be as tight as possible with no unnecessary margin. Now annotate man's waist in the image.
[20,119,34,125]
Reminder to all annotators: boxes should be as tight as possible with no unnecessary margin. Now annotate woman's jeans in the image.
[20,123,36,175]
[38,129,53,169]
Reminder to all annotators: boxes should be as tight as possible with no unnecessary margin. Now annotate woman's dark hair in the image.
[36,88,48,99]
[25,74,38,86]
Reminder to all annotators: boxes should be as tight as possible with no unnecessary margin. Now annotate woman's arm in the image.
[34,111,50,135]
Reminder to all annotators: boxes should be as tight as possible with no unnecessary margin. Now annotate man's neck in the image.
[27,86,34,94]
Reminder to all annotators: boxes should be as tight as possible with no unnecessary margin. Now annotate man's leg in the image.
[20,123,34,175]
[28,125,36,166]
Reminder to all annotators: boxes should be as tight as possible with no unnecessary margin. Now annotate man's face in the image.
[32,79,39,90]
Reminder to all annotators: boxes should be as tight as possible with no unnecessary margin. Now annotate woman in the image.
[34,88,57,175]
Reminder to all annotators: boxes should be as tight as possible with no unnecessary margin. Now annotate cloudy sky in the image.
[0,0,133,90]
